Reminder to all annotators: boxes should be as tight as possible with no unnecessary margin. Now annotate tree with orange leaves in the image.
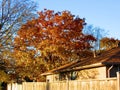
[13,9,96,81]
[100,37,120,50]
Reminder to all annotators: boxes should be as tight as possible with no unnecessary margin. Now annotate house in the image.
[41,46,120,82]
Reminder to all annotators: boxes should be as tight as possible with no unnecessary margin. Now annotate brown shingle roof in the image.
[83,47,120,65]
[41,60,81,75]
[41,47,120,75]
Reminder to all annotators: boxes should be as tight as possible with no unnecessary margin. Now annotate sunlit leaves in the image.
[0,70,9,82]
[100,37,119,50]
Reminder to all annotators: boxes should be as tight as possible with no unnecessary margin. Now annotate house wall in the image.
[46,74,59,82]
[46,66,107,82]
[77,66,107,80]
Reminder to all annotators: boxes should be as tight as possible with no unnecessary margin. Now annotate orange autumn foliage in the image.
[100,37,120,50]
[13,9,96,80]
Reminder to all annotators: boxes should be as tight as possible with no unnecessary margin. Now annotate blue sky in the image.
[34,0,120,39]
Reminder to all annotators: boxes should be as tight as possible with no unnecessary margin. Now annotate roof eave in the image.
[73,63,104,71]
[45,63,104,74]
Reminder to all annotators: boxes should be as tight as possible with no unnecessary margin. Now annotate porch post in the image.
[117,72,120,90]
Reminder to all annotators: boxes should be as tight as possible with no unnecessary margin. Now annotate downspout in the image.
[107,65,113,78]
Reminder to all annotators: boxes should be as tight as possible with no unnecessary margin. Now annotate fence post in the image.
[7,83,11,90]
[66,77,69,90]
[117,72,120,90]
[46,80,49,90]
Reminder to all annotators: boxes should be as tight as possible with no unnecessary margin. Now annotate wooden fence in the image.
[49,78,117,90]
[7,72,120,90]
[7,78,117,90]
[7,82,46,90]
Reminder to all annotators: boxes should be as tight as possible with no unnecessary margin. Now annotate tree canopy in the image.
[0,0,37,82]
[0,0,37,51]
[100,37,120,50]
[13,9,96,81]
